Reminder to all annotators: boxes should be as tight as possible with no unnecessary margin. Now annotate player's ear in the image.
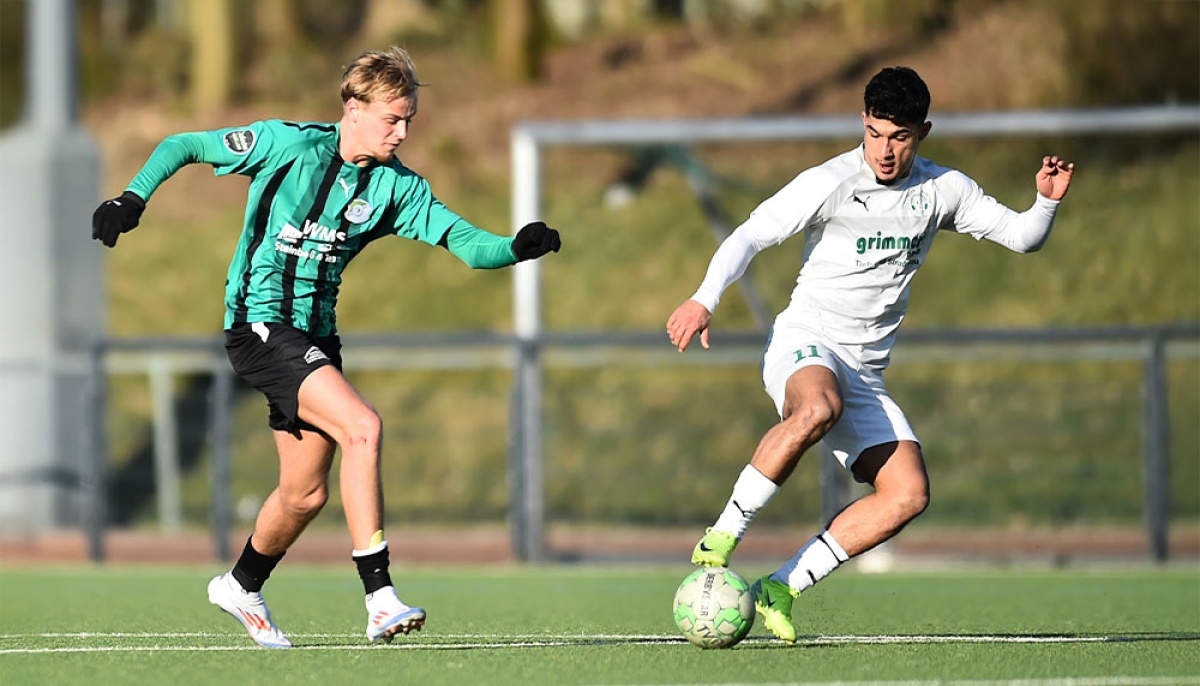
[918,121,932,141]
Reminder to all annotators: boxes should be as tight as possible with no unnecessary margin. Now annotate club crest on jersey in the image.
[223,130,256,155]
[344,198,372,224]
[906,188,930,213]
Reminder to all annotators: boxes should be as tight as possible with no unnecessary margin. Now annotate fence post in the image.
[149,356,182,533]
[209,359,234,561]
[507,370,525,559]
[84,341,107,562]
[1143,334,1170,562]
[819,444,849,526]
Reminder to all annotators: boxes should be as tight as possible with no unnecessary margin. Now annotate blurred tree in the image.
[188,0,238,112]
[360,0,443,46]
[100,0,131,53]
[257,0,302,46]
[838,0,959,35]
[297,0,366,47]
[597,0,649,31]
[0,0,23,129]
[541,0,594,39]
[98,0,169,53]
[493,0,543,81]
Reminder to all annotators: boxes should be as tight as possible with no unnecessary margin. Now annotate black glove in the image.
[92,191,146,248]
[511,221,562,261]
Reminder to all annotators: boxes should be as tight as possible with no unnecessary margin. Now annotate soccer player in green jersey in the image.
[92,47,561,648]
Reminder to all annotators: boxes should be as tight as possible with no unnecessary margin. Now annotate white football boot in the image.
[207,573,292,649]
[365,585,426,643]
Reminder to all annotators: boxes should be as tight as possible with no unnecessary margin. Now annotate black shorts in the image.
[224,322,342,432]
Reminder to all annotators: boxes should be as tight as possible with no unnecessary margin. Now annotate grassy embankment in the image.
[99,130,1199,531]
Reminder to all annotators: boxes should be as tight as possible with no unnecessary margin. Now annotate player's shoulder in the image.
[908,157,987,217]
[266,119,339,142]
[797,147,868,188]
[359,158,430,206]
[779,147,863,198]
[813,147,865,178]
[377,157,427,184]
[913,156,981,201]
[913,156,973,188]
[220,119,336,153]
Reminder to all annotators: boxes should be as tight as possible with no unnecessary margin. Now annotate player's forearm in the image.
[994,193,1060,253]
[690,214,775,311]
[440,220,519,269]
[125,132,209,202]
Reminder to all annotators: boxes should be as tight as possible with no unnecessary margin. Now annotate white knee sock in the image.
[712,465,780,539]
[773,530,849,593]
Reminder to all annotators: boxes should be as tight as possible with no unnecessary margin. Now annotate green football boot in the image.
[751,575,798,643]
[690,528,738,567]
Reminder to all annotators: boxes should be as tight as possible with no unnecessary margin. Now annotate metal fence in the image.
[80,105,1200,563]
[82,323,1199,563]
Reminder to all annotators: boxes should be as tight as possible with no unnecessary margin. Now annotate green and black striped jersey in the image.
[126,119,517,336]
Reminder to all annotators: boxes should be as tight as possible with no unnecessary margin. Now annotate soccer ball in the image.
[672,567,756,648]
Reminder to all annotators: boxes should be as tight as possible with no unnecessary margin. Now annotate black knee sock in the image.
[353,546,393,595]
[231,537,285,593]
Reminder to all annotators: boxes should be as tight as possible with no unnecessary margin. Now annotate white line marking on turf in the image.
[0,632,1125,644]
[0,631,1188,656]
[0,642,586,654]
[608,680,1200,686]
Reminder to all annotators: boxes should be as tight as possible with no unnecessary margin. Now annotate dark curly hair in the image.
[863,67,930,127]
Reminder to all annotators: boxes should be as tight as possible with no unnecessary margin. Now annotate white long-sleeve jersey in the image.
[691,145,1061,371]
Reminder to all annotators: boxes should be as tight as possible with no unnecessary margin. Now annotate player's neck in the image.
[337,121,379,167]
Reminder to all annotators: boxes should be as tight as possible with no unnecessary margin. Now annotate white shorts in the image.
[761,326,919,471]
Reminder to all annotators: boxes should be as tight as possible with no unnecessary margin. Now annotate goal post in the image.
[508,104,1200,562]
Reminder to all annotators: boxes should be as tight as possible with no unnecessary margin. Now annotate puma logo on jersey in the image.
[852,195,869,210]
[338,177,356,198]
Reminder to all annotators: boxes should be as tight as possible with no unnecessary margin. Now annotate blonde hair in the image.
[340,47,422,104]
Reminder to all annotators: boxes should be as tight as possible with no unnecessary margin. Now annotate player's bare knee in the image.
[335,409,383,449]
[784,400,838,440]
[888,486,929,523]
[281,485,328,520]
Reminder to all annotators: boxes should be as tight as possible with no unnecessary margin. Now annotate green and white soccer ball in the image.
[672,567,756,649]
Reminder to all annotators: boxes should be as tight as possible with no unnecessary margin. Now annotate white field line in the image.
[0,632,1179,655]
[606,680,1200,686]
[0,632,1125,641]
[0,641,583,654]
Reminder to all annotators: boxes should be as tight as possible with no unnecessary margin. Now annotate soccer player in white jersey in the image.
[666,66,1074,642]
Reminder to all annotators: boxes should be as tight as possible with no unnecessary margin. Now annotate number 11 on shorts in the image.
[794,345,820,361]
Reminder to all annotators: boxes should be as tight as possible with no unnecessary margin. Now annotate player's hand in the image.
[1036,155,1075,201]
[512,221,562,261]
[92,191,146,248]
[667,299,712,352]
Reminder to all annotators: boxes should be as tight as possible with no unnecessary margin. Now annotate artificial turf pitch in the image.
[1,564,1197,685]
